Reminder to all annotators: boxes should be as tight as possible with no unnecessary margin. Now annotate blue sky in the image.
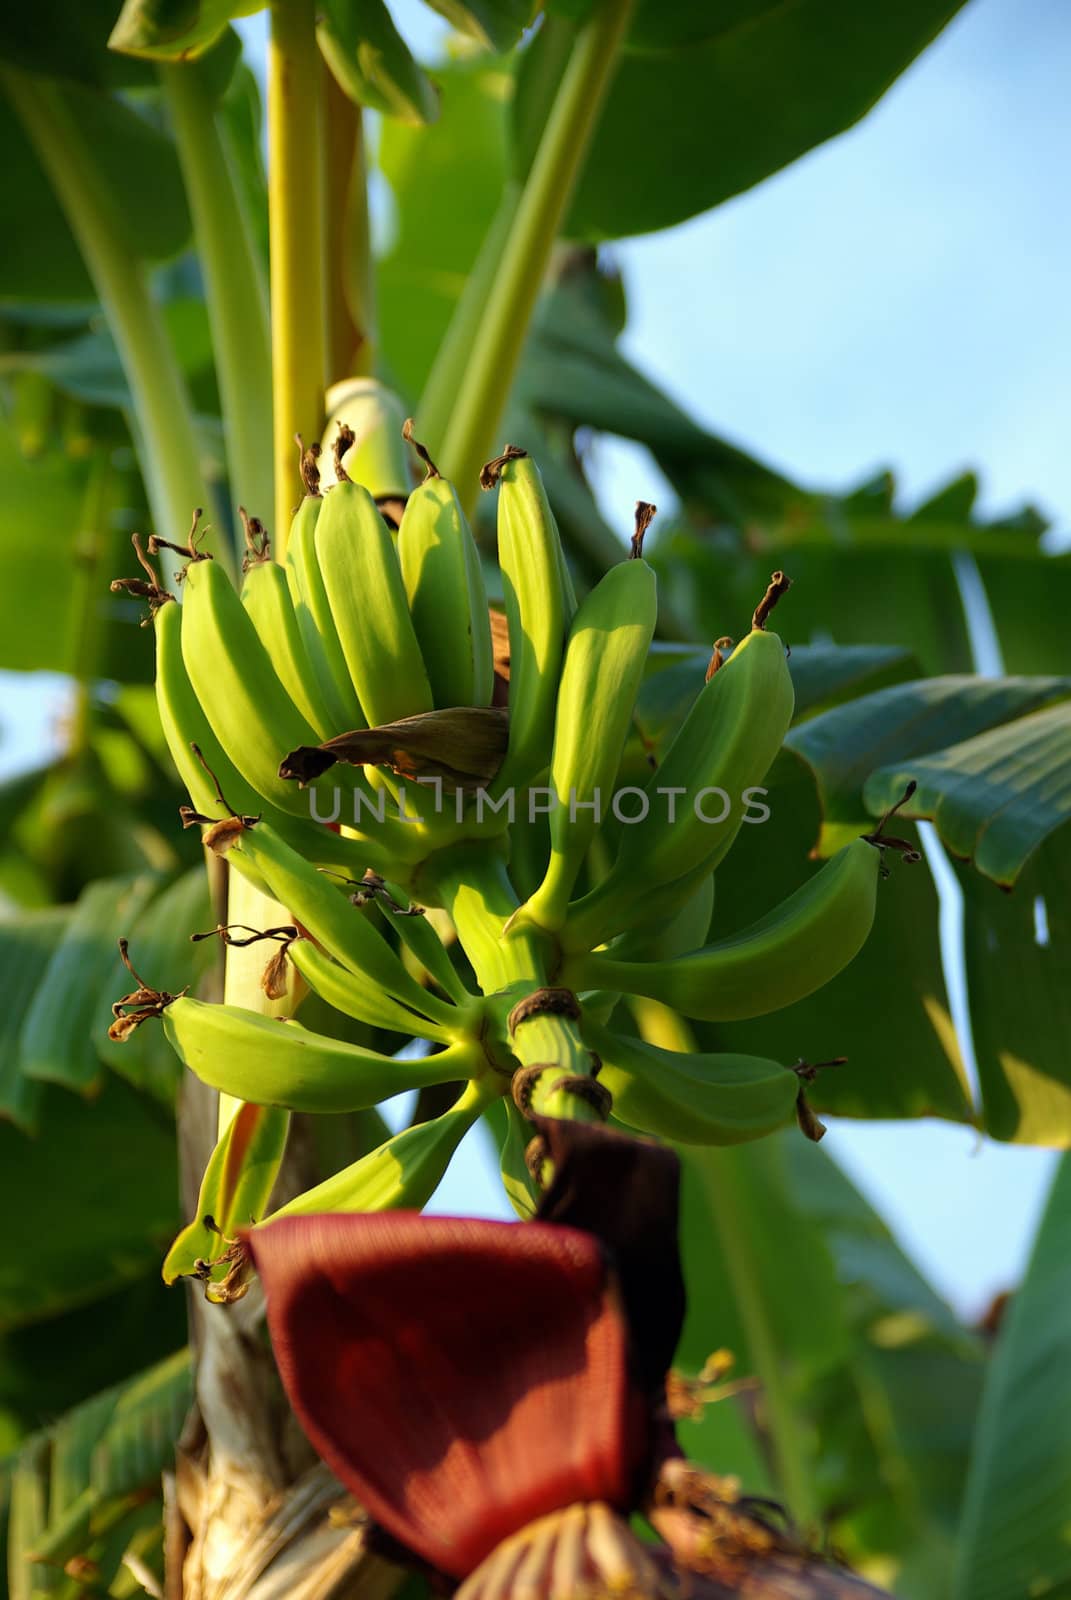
[2,0,1066,1321]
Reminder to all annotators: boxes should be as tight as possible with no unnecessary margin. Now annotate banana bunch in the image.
[111,399,913,1282]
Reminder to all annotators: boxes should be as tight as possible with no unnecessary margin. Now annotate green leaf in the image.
[515,0,968,240]
[0,81,192,303]
[958,840,1071,1145]
[421,0,532,52]
[95,868,215,1104]
[0,909,68,1134]
[788,675,1071,840]
[19,875,160,1096]
[951,1155,1071,1599]
[0,0,154,88]
[974,556,1071,676]
[697,750,972,1124]
[678,1136,849,1522]
[0,1273,186,1445]
[4,1350,191,1580]
[0,1076,178,1332]
[319,0,439,123]
[377,56,510,400]
[864,699,1071,887]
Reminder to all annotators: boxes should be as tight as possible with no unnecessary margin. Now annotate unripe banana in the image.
[228,823,457,1025]
[513,557,657,935]
[284,494,366,734]
[241,553,335,739]
[315,477,434,725]
[397,468,494,709]
[376,884,473,1008]
[581,1019,797,1145]
[318,378,411,499]
[564,628,794,952]
[564,837,881,1022]
[265,1080,493,1218]
[163,1101,289,1284]
[154,598,380,883]
[287,939,453,1041]
[163,995,476,1112]
[487,450,575,794]
[180,555,335,817]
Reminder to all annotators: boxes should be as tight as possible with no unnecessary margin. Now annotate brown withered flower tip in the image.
[109,938,185,1040]
[279,706,510,792]
[245,1121,892,1599]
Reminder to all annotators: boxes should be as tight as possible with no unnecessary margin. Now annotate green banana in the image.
[318,378,412,498]
[227,823,457,1025]
[180,555,335,818]
[564,837,882,1022]
[284,493,366,734]
[496,1098,540,1219]
[241,553,335,739]
[266,1080,493,1218]
[376,884,473,1008]
[489,450,575,793]
[397,468,494,709]
[162,1101,290,1283]
[513,557,657,935]
[154,597,381,881]
[582,1019,797,1146]
[288,937,452,1042]
[564,627,794,952]
[315,476,434,725]
[163,995,475,1112]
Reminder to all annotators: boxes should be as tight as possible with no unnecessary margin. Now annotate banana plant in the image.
[1,4,1069,1599]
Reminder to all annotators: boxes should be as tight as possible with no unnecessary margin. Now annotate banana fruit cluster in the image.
[114,385,901,1271]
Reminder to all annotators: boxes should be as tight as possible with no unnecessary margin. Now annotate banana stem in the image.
[633,1002,819,1527]
[268,0,327,547]
[437,0,634,508]
[429,852,602,1124]
[163,61,274,527]
[324,72,375,381]
[4,72,213,568]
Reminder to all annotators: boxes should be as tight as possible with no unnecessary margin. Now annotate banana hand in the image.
[565,837,881,1021]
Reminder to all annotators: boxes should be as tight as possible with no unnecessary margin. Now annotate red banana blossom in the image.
[246,1121,890,1599]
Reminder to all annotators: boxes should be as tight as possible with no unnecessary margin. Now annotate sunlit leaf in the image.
[951,1156,1071,1599]
[0,83,192,301]
[789,676,1071,841]
[0,1077,178,1332]
[864,699,1071,886]
[958,840,1071,1145]
[516,1,968,240]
